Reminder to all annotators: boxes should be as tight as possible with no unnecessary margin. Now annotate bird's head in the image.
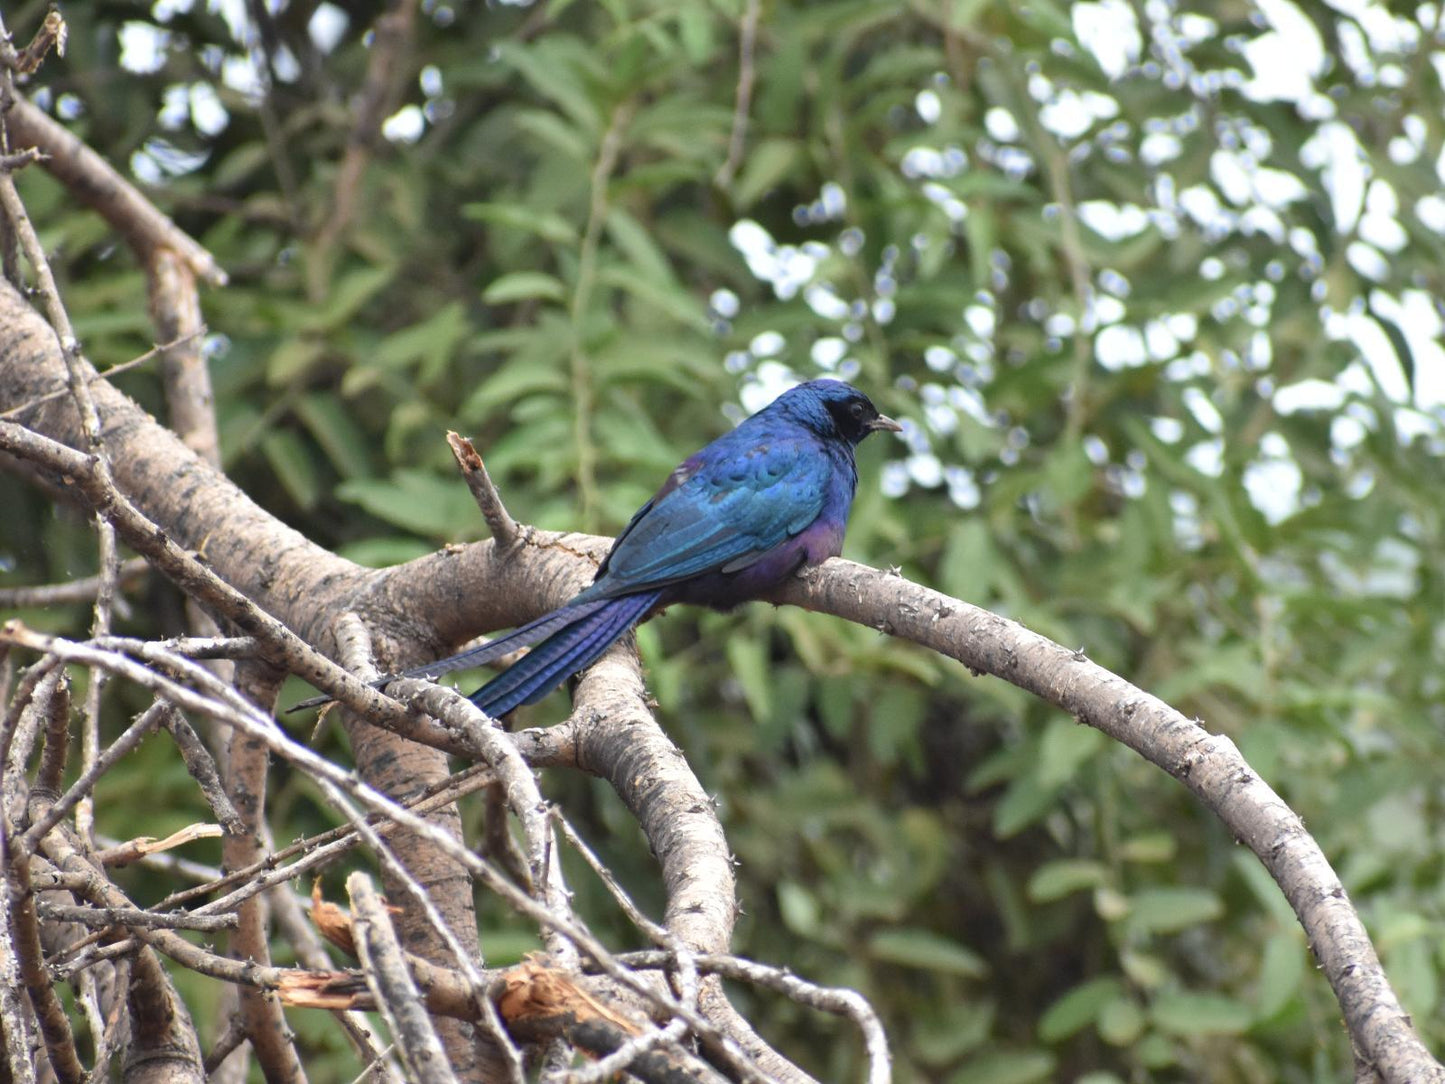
[773,379,902,446]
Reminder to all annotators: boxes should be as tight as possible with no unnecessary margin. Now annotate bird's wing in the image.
[581,436,829,599]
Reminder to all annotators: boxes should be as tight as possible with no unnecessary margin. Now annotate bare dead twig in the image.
[619,950,891,1084]
[447,431,521,548]
[0,556,149,610]
[32,669,69,793]
[91,823,223,867]
[714,0,762,189]
[348,872,460,1084]
[149,248,221,467]
[3,98,226,286]
[2,626,779,1083]
[309,0,419,298]
[0,417,473,757]
[9,10,66,75]
[34,901,238,933]
[6,848,84,1083]
[0,147,45,172]
[0,330,206,422]
[20,701,170,854]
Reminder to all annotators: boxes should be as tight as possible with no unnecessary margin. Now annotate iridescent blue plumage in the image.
[407,380,898,716]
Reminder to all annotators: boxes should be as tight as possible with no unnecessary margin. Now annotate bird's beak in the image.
[868,414,902,433]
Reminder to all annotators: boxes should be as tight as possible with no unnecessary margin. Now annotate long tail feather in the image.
[469,590,662,717]
[284,599,615,713]
[395,599,614,681]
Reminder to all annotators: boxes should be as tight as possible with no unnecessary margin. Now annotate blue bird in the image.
[324,380,898,717]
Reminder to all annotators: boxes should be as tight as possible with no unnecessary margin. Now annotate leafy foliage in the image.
[5,0,1443,1079]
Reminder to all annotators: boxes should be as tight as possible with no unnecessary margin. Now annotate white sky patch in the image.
[1141,132,1182,165]
[804,284,849,320]
[1151,416,1184,443]
[1145,319,1179,361]
[709,288,739,318]
[222,54,264,99]
[1324,307,1410,401]
[1186,438,1225,477]
[1095,325,1147,369]
[1275,378,1346,413]
[907,454,944,487]
[921,181,968,222]
[916,89,941,124]
[210,0,251,45]
[985,107,1020,143]
[1302,121,1368,232]
[1244,432,1303,524]
[1183,386,1224,433]
[1038,88,1119,140]
[1359,179,1407,251]
[119,23,170,73]
[382,104,425,143]
[1371,289,1445,409]
[729,219,822,301]
[188,82,230,135]
[309,3,349,53]
[1347,240,1389,280]
[1078,200,1149,240]
[1072,0,1141,79]
[749,331,785,358]
[811,337,847,369]
[1241,0,1325,102]
[151,0,195,21]
[740,362,799,415]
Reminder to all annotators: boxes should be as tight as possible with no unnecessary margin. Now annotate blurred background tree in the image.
[5,0,1443,1079]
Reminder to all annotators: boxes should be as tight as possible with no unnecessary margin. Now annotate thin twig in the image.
[4,98,226,285]
[0,330,206,422]
[9,10,66,75]
[34,901,238,933]
[446,431,520,547]
[348,872,460,1084]
[20,701,170,854]
[0,556,150,609]
[714,0,761,189]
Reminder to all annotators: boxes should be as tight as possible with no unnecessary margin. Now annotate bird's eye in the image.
[850,402,865,418]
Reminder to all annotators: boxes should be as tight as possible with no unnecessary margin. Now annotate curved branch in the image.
[775,560,1444,1084]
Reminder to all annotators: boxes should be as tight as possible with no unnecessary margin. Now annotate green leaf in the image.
[1150,992,1252,1036]
[463,202,578,244]
[869,928,988,978]
[605,207,674,283]
[1124,887,1224,936]
[293,394,372,480]
[260,429,321,510]
[725,635,771,722]
[1036,718,1104,786]
[947,1050,1055,1084]
[1256,930,1305,1018]
[1039,977,1122,1042]
[1097,996,1146,1045]
[993,774,1058,839]
[730,137,801,209]
[777,881,819,937]
[336,470,480,538]
[267,338,324,386]
[303,265,396,332]
[482,272,567,304]
[371,300,469,383]
[1028,859,1109,903]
